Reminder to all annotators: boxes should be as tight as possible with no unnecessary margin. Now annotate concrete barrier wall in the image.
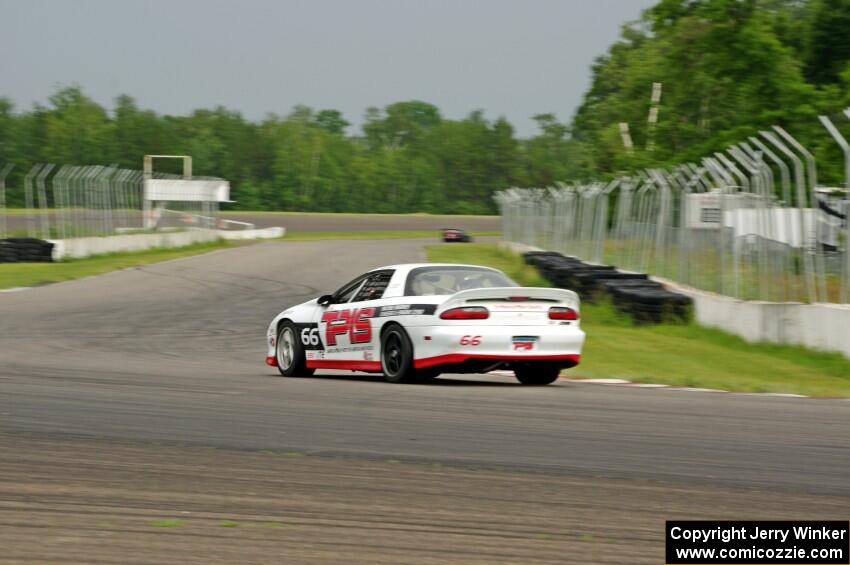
[658,279,850,358]
[51,229,220,260]
[51,227,285,259]
[218,227,285,240]
[500,241,850,359]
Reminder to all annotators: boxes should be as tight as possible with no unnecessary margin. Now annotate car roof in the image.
[371,263,503,274]
[360,263,510,299]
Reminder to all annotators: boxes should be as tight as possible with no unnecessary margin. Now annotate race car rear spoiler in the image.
[441,287,579,310]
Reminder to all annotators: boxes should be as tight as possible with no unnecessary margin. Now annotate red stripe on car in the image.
[413,353,580,370]
[306,360,382,371]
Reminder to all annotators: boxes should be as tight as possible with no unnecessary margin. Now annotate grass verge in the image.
[280,230,501,241]
[0,240,231,290]
[426,243,850,397]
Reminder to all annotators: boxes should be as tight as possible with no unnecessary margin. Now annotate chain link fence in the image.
[0,163,232,241]
[496,123,850,305]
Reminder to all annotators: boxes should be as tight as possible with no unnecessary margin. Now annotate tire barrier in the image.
[0,238,55,263]
[524,250,692,324]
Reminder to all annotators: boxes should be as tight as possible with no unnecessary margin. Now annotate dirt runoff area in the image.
[1,433,847,565]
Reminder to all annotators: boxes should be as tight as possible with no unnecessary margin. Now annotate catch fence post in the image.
[773,126,827,303]
[594,179,619,265]
[703,157,738,297]
[23,165,42,238]
[747,138,795,301]
[35,164,54,240]
[761,131,816,303]
[52,165,70,242]
[0,164,13,240]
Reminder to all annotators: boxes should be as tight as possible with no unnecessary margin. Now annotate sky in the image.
[1,0,656,137]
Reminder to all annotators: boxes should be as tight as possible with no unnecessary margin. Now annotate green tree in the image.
[0,98,15,164]
[805,0,850,85]
[314,109,349,135]
[571,0,821,179]
[43,86,111,164]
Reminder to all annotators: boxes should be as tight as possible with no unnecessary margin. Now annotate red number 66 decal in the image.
[459,335,481,346]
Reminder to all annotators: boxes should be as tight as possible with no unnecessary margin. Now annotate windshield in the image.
[405,266,515,296]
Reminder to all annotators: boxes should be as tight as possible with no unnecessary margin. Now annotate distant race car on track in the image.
[441,228,473,242]
[266,263,585,384]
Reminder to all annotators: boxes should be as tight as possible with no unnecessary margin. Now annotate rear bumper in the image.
[409,324,584,371]
[414,353,580,371]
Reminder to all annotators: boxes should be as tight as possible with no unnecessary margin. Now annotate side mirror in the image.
[317,294,334,307]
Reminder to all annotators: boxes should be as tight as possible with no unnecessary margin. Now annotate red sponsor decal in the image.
[513,341,535,351]
[321,308,375,345]
[321,310,350,346]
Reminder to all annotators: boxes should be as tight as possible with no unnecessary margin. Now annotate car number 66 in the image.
[301,327,321,346]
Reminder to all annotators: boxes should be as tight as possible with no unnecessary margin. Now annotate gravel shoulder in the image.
[3,433,848,565]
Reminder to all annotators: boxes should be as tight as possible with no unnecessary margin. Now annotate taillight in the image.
[549,307,578,320]
[440,306,490,320]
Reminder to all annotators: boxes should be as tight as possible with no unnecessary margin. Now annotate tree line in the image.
[0,92,580,214]
[572,0,850,187]
[1,0,849,214]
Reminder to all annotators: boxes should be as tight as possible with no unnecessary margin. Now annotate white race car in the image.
[265,263,585,384]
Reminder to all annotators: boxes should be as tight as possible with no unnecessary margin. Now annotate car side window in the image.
[351,271,394,302]
[333,276,367,304]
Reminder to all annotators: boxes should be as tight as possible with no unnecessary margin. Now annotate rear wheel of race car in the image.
[276,322,314,377]
[381,325,416,383]
[514,365,561,385]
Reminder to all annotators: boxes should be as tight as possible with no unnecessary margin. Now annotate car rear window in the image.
[405,266,515,296]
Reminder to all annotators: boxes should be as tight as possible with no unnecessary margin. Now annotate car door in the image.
[345,270,394,364]
[316,270,394,365]
[314,274,367,363]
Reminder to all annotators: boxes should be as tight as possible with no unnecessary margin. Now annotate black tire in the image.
[514,365,561,386]
[381,325,416,383]
[276,321,315,377]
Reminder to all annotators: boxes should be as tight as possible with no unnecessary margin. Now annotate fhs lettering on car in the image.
[321,308,375,346]
[318,304,437,346]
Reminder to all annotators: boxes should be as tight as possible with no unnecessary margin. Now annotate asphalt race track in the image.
[2,238,848,563]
